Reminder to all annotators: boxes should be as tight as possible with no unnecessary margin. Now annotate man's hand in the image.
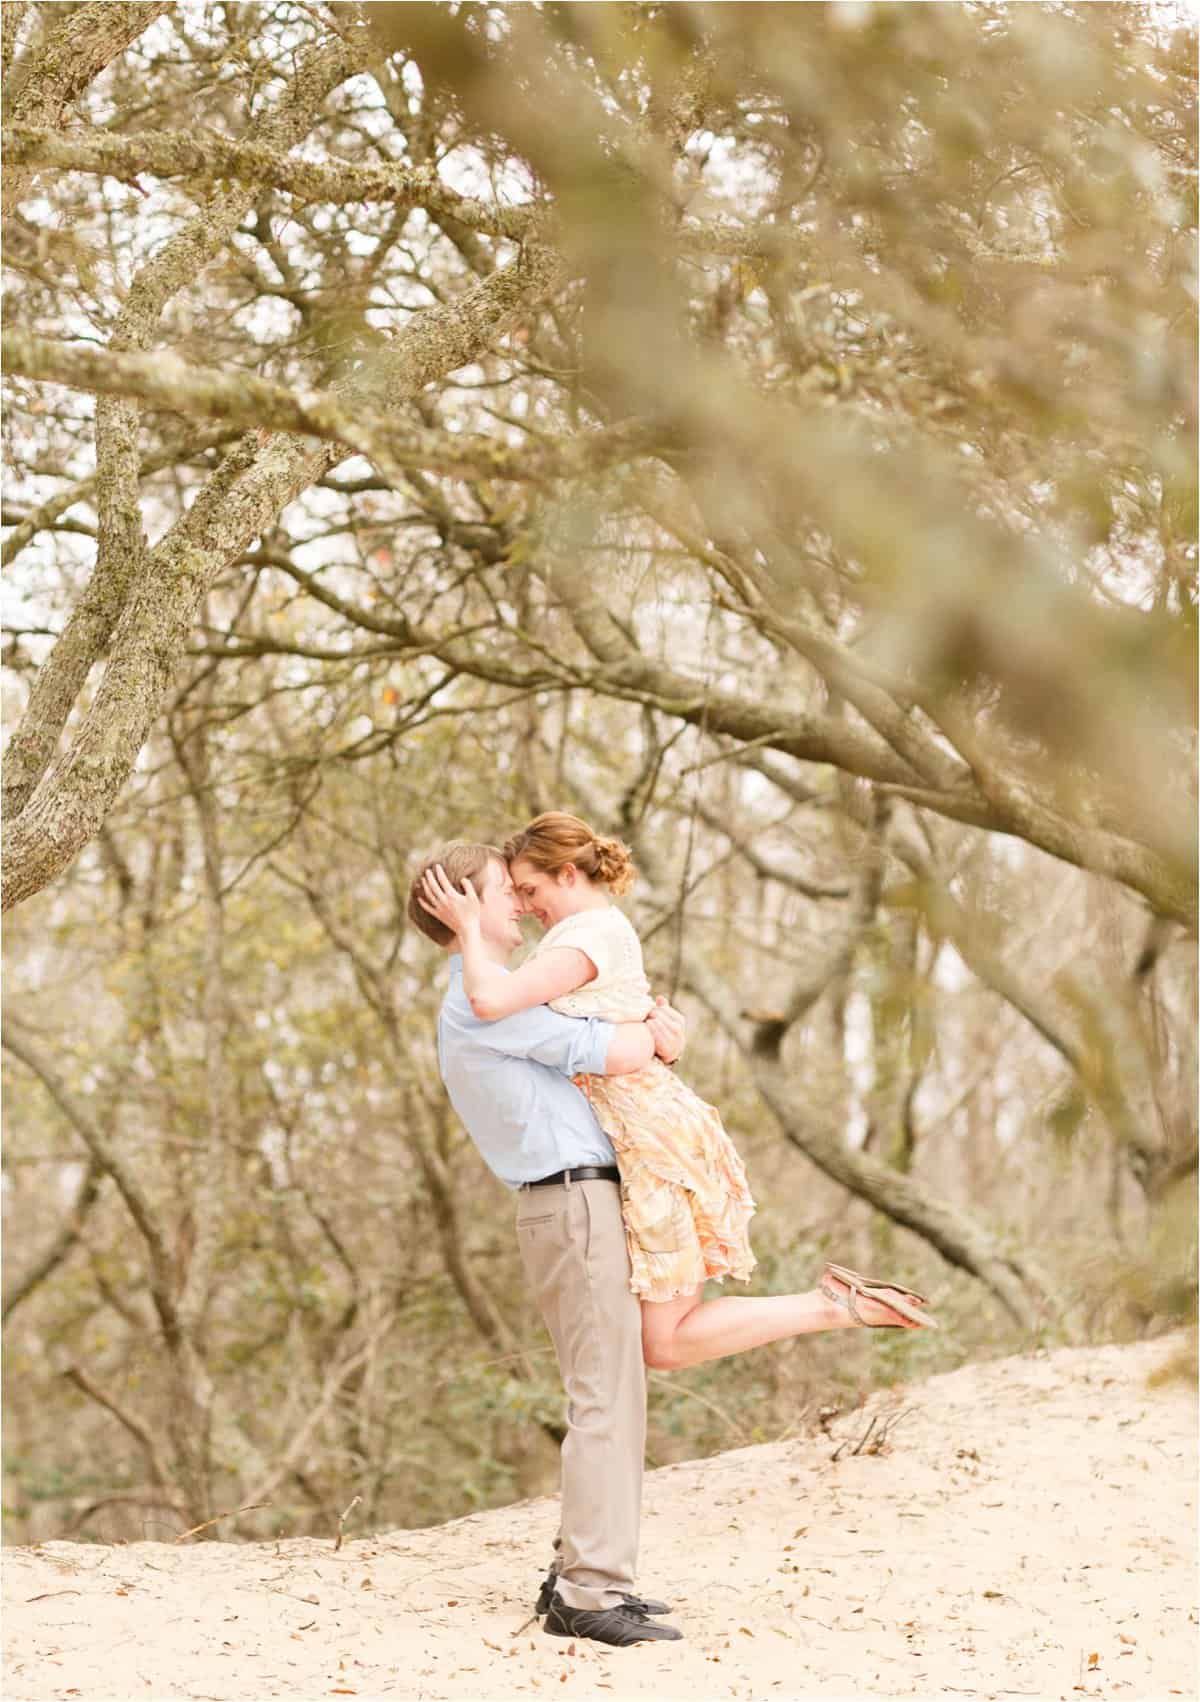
[420,864,482,936]
[646,995,685,1065]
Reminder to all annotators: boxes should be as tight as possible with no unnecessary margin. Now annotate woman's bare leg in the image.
[641,1279,927,1372]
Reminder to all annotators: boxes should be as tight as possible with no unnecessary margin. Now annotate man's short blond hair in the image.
[406,842,505,947]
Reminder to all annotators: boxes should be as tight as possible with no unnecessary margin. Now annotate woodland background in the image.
[2,1,1196,1547]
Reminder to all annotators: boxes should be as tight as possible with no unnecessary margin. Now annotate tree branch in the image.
[1,428,238,569]
[1,329,655,488]
[3,246,558,911]
[618,804,1049,1326]
[2,1,173,213]
[1,1155,104,1324]
[886,851,1170,1189]
[2,125,542,238]
[1,1022,184,1346]
[3,23,373,823]
[62,1362,175,1491]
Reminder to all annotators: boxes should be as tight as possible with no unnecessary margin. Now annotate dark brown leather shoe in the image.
[543,1592,683,1645]
[536,1567,670,1617]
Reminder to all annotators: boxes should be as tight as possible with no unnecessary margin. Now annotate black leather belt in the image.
[524,1165,621,1188]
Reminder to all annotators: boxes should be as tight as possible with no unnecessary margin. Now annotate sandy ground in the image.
[3,1334,1195,1702]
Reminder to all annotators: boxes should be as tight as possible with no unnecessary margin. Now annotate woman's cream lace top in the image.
[534,905,654,1023]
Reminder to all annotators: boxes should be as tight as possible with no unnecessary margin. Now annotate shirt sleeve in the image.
[473,1002,615,1075]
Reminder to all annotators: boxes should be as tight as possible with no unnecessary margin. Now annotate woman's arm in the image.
[418,864,597,1019]
[460,934,596,1020]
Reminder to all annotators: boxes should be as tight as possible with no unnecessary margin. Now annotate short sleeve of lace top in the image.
[536,907,654,1023]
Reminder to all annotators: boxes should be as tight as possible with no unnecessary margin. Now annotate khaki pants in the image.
[516,1176,646,1613]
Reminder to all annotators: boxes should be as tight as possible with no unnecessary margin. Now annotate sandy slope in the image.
[3,1334,1195,1702]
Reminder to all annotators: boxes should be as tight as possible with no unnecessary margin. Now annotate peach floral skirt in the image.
[574,1058,756,1303]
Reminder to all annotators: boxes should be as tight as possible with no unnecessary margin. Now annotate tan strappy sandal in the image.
[820,1262,939,1330]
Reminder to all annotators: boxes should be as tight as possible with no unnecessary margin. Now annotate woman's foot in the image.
[820,1262,939,1331]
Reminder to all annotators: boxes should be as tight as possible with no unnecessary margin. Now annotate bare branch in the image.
[3,1,173,213]
[1,1022,182,1345]
[0,427,238,569]
[3,246,558,910]
[2,328,657,487]
[62,1362,175,1490]
[1,1155,104,1324]
[243,1311,397,1508]
[3,125,542,238]
[688,798,853,901]
[3,24,373,825]
[623,801,1052,1326]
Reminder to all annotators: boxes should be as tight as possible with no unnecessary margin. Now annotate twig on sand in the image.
[334,1494,362,1553]
[830,1406,913,1462]
[944,1689,1030,1696]
[173,1502,271,1543]
[511,1611,539,1637]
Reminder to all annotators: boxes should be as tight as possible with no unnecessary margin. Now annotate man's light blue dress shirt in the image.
[436,956,619,1188]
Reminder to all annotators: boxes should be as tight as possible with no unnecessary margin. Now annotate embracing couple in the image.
[407,811,936,1649]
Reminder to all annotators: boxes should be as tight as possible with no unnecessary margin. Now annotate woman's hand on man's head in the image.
[420,864,482,935]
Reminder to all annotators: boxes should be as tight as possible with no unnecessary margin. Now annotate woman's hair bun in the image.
[593,835,636,896]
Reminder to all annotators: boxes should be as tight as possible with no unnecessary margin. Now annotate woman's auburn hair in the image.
[504,812,637,896]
